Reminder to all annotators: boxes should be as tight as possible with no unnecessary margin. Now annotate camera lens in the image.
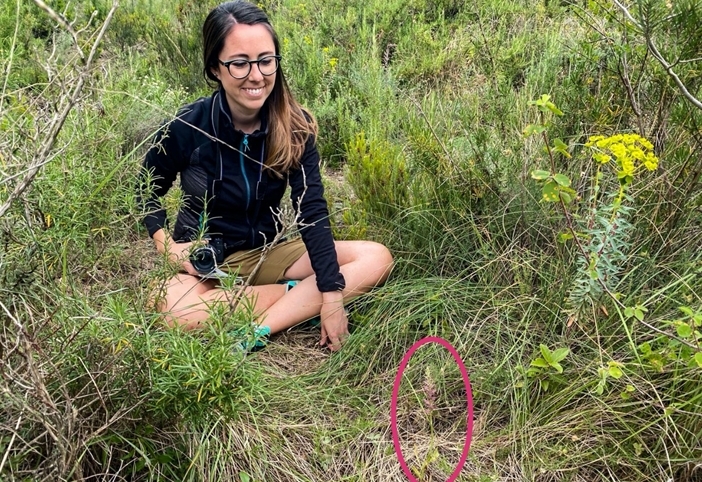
[190,246,216,274]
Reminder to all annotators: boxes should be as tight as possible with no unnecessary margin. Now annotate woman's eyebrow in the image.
[221,50,276,59]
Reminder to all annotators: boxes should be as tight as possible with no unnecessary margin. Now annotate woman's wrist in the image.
[321,290,344,303]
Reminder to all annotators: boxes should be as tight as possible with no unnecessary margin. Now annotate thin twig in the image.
[33,0,85,61]
[0,1,119,219]
[0,399,24,473]
[0,0,21,104]
[612,0,702,111]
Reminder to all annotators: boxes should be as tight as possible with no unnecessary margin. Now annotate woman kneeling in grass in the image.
[139,0,393,351]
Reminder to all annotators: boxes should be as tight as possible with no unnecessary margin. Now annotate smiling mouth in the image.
[243,88,263,95]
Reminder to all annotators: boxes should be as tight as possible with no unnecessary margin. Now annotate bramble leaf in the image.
[679,306,694,317]
[557,232,574,243]
[676,323,692,338]
[553,173,571,187]
[546,103,564,116]
[524,124,547,137]
[542,180,560,202]
[531,169,551,180]
[553,139,571,158]
[607,363,623,379]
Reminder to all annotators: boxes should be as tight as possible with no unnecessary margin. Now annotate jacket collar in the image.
[215,88,269,138]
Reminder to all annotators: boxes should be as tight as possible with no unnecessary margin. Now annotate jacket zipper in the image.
[240,135,255,246]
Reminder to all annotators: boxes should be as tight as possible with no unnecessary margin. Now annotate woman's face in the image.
[212,23,276,125]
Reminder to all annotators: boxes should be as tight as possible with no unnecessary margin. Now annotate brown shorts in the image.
[221,237,307,286]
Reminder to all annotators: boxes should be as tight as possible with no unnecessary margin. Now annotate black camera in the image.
[189,238,225,275]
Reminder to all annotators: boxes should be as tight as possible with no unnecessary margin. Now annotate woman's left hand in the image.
[319,291,348,351]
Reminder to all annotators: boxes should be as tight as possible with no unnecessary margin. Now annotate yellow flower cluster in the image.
[585,133,659,179]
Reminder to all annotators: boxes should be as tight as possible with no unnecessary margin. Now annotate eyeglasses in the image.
[218,55,281,79]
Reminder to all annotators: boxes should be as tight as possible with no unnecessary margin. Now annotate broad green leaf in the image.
[541,180,560,202]
[552,139,571,158]
[648,354,665,372]
[546,102,564,116]
[634,308,645,321]
[676,323,692,338]
[524,124,547,137]
[540,344,553,363]
[694,352,702,368]
[594,382,604,396]
[679,306,694,317]
[551,347,570,363]
[638,342,652,355]
[553,173,571,186]
[531,169,551,180]
[551,362,564,374]
[557,232,574,243]
[528,94,551,106]
[608,365,623,379]
[624,307,635,318]
[530,358,550,368]
[240,472,251,482]
[559,190,573,204]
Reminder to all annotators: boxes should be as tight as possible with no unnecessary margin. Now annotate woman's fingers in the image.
[319,306,348,351]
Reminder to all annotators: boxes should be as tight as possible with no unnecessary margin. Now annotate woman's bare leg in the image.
[157,273,287,330]
[258,240,393,333]
[154,240,393,334]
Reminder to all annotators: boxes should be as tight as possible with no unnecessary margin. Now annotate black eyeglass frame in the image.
[218,55,282,79]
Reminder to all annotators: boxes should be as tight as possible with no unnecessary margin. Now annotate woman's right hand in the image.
[153,229,200,276]
[169,241,200,276]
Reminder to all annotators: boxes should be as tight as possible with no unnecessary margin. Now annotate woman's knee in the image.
[339,240,393,284]
[368,241,394,283]
[149,274,216,326]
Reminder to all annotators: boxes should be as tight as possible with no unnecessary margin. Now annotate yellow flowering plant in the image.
[526,96,702,374]
[525,95,661,317]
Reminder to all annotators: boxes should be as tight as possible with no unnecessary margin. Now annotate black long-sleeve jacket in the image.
[139,90,345,292]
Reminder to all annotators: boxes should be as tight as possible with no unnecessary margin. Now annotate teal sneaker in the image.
[231,324,271,353]
[283,279,299,292]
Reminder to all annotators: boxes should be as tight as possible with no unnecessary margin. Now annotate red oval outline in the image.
[390,336,474,482]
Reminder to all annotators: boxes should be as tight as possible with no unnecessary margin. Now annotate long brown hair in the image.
[202,1,317,177]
